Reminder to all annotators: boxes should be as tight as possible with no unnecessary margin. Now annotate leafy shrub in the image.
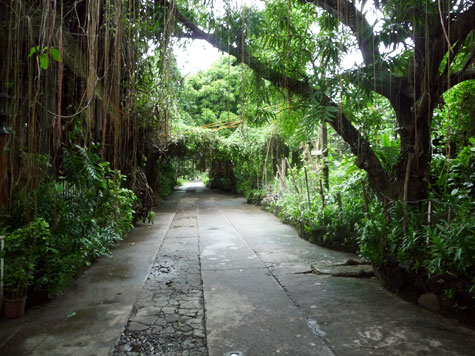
[157,160,176,197]
[424,205,475,284]
[244,188,267,205]
[7,146,136,299]
[2,218,51,298]
[356,198,475,291]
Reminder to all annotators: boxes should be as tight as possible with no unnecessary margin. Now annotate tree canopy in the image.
[159,0,475,202]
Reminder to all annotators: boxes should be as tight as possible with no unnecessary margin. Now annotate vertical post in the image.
[280,158,288,191]
[285,157,300,197]
[403,153,413,236]
[275,164,283,193]
[336,192,342,211]
[427,199,432,226]
[427,199,432,244]
[262,135,272,187]
[319,123,329,189]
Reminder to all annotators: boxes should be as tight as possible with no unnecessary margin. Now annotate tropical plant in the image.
[2,218,50,298]
[5,146,137,299]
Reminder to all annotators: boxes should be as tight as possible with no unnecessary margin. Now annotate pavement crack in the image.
[196,202,210,354]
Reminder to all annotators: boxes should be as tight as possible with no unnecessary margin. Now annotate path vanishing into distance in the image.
[1,182,475,356]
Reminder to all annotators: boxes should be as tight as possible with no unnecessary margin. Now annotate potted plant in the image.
[2,253,35,318]
[2,218,49,318]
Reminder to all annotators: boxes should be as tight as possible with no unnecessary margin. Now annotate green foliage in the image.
[356,199,475,289]
[157,160,177,198]
[182,57,243,129]
[8,146,136,299]
[355,135,474,282]
[433,81,475,156]
[265,167,367,253]
[2,218,51,298]
[28,45,62,70]
[424,206,475,281]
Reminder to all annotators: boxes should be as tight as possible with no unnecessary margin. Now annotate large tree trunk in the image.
[393,93,434,202]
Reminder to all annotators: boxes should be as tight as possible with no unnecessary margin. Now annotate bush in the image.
[6,146,136,299]
[2,218,50,298]
[424,205,475,284]
[157,160,176,197]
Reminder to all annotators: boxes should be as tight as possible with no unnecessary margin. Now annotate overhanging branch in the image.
[297,0,404,106]
[433,2,475,78]
[298,0,380,67]
[438,68,475,95]
[158,0,393,198]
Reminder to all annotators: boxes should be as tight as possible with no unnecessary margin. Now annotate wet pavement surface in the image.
[1,182,475,355]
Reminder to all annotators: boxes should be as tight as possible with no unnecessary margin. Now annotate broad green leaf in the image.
[50,48,62,63]
[40,53,50,70]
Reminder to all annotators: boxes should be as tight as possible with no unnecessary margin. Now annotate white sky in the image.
[174,40,222,76]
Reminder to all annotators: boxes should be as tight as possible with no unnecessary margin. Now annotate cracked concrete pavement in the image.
[113,196,207,356]
[1,182,475,355]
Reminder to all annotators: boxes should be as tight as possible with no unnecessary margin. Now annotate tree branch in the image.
[158,0,393,198]
[297,0,406,109]
[432,2,475,77]
[435,3,475,96]
[438,68,475,95]
[298,0,379,67]
[448,2,475,47]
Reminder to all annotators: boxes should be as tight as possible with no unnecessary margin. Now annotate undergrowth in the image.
[3,146,136,299]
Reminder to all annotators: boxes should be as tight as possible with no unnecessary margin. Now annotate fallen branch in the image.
[335,258,371,266]
[294,264,374,278]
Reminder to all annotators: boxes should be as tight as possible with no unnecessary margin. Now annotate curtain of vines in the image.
[0,0,157,218]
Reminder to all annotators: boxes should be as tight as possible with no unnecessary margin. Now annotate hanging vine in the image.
[0,0,174,221]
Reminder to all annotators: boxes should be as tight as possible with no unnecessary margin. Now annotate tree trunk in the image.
[318,123,329,190]
[394,99,433,202]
